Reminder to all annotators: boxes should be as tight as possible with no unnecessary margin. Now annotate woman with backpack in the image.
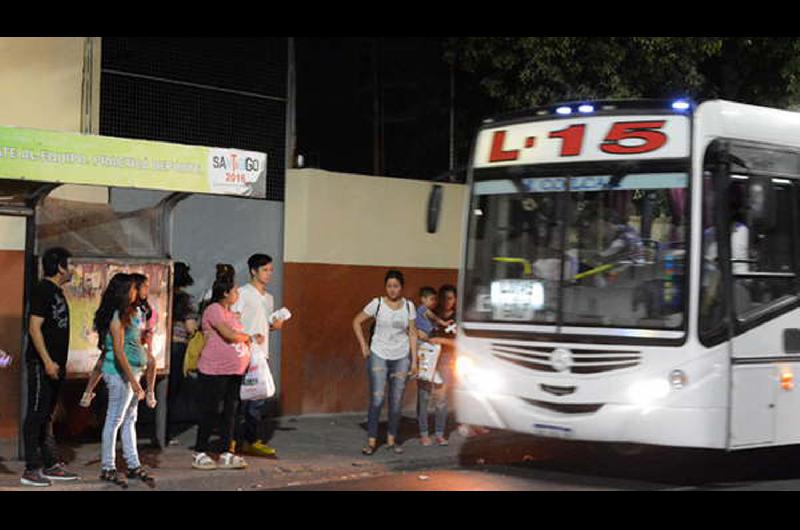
[352,270,418,455]
[183,263,235,377]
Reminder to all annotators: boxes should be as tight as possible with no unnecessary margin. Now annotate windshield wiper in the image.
[605,162,636,189]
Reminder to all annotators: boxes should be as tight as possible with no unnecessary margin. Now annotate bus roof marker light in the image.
[555,106,572,115]
[578,104,595,113]
[672,100,691,111]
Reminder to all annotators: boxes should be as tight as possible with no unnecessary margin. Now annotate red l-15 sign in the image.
[473,115,690,168]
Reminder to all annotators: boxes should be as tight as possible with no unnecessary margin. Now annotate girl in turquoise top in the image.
[80,273,157,408]
[94,273,155,487]
[102,309,144,374]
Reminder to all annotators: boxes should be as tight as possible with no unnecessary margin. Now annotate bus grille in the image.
[490,343,641,375]
[521,398,604,415]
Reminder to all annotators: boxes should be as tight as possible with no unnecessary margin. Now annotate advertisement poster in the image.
[62,258,172,379]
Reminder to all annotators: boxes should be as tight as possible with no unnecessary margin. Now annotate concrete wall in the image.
[0,37,101,453]
[0,38,88,132]
[281,169,468,415]
[0,37,107,204]
[0,218,25,447]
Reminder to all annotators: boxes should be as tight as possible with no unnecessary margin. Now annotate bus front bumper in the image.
[453,387,727,449]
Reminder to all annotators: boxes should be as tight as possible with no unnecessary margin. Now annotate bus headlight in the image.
[628,379,670,407]
[456,355,502,395]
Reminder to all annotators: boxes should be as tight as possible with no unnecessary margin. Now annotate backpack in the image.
[183,330,205,376]
[368,297,411,348]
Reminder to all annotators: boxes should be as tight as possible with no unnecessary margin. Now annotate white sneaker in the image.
[192,452,217,470]
[218,452,247,470]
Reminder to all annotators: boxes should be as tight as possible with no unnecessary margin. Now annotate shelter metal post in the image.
[151,192,190,449]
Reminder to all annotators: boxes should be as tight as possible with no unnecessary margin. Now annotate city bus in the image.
[452,98,800,450]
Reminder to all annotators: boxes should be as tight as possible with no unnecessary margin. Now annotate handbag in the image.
[240,344,276,401]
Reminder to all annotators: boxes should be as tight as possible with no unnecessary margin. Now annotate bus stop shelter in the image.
[0,124,268,457]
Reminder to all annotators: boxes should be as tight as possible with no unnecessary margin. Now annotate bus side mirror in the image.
[427,184,443,234]
[748,176,776,232]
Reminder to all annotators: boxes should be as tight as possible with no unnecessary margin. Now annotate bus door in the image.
[718,146,800,448]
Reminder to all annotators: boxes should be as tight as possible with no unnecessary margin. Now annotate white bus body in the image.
[454,99,800,450]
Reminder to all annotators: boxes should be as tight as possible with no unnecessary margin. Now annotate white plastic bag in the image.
[417,342,443,384]
[269,307,292,325]
[240,345,276,401]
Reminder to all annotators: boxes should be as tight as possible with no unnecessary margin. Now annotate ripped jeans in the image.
[101,371,143,472]
[366,353,410,440]
[417,380,448,438]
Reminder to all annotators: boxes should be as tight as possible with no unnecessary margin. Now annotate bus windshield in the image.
[463,164,690,331]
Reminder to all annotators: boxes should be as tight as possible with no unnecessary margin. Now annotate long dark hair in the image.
[438,284,457,319]
[174,262,194,289]
[130,272,153,322]
[94,273,135,349]
[211,277,236,305]
[199,264,235,315]
[216,263,235,283]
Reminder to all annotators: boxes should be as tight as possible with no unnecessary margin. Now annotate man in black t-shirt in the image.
[20,247,80,487]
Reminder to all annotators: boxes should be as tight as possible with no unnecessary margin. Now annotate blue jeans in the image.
[240,399,267,444]
[417,380,448,437]
[101,371,142,471]
[366,354,410,440]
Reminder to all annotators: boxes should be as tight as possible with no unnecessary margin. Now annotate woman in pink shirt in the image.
[192,278,264,471]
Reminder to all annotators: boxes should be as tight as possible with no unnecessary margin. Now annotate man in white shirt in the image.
[232,253,285,458]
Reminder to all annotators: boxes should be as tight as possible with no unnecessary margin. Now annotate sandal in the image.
[192,452,217,470]
[361,444,377,456]
[100,468,128,488]
[386,443,404,454]
[127,466,155,483]
[218,452,247,470]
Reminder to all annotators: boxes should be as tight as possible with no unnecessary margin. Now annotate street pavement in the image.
[5,412,800,490]
[0,413,470,491]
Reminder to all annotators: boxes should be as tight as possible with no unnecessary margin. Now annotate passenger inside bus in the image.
[700,175,795,325]
[701,185,751,325]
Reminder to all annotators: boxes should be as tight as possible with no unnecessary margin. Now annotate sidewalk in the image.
[0,413,494,491]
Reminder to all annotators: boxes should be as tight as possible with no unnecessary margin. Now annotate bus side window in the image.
[733,179,796,320]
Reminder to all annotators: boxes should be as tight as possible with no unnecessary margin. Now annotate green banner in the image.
[0,125,267,197]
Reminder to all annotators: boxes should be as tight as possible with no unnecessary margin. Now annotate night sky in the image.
[295,37,494,182]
